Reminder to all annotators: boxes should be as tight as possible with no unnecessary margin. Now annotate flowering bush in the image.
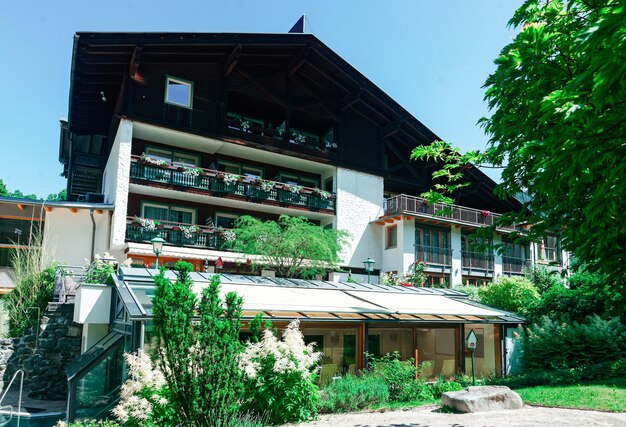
[223,173,240,184]
[240,319,322,424]
[381,271,398,286]
[259,180,275,192]
[241,120,251,132]
[132,216,160,231]
[111,352,175,427]
[179,224,200,239]
[139,153,167,167]
[222,230,236,241]
[286,184,303,194]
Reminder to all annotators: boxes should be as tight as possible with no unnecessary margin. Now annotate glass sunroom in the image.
[66,268,525,421]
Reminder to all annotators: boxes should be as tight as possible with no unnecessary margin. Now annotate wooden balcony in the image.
[129,156,336,213]
[384,194,519,231]
[415,245,452,267]
[125,217,230,250]
[503,257,532,275]
[462,250,494,273]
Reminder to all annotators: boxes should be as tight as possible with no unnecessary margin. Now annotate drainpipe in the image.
[89,208,96,262]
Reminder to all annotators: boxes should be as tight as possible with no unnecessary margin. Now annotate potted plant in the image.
[247,177,275,199]
[309,188,333,209]
[279,184,303,204]
[138,153,167,167]
[212,173,241,193]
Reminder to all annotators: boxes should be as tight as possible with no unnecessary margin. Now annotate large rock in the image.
[442,386,523,413]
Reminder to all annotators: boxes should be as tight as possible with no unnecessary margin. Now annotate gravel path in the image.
[291,405,626,427]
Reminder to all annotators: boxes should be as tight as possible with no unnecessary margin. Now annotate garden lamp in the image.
[151,236,165,268]
[363,257,376,284]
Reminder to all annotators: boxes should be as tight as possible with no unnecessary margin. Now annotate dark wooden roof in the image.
[68,32,521,212]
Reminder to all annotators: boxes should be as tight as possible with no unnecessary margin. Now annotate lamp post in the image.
[151,236,165,268]
[363,257,376,284]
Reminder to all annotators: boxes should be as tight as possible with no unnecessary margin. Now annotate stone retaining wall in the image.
[0,302,82,400]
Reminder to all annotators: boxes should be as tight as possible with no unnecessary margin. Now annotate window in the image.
[323,177,334,193]
[215,212,239,229]
[415,225,451,265]
[141,202,196,225]
[540,235,561,263]
[217,161,263,179]
[277,172,320,189]
[145,147,199,168]
[165,76,193,109]
[385,225,397,249]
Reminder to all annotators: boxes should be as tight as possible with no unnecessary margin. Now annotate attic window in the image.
[165,76,193,108]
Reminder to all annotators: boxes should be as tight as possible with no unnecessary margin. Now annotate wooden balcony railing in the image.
[384,194,519,231]
[503,257,532,274]
[125,217,231,250]
[414,245,452,267]
[129,156,336,212]
[462,250,494,272]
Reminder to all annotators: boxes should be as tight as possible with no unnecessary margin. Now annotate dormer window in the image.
[165,76,193,108]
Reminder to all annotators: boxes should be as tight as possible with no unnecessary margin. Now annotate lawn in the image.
[515,377,626,412]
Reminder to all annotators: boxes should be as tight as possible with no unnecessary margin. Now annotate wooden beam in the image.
[44,206,53,212]
[235,68,287,108]
[16,204,24,210]
[227,70,285,90]
[385,139,422,180]
[381,118,405,139]
[223,44,242,77]
[293,76,340,121]
[340,88,362,111]
[288,43,312,77]
[95,209,104,214]
[70,208,78,214]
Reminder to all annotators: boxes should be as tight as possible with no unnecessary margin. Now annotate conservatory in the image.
[66,268,525,421]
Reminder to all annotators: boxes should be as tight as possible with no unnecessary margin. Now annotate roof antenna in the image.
[289,14,306,33]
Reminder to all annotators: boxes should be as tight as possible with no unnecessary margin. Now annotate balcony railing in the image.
[384,194,519,231]
[503,257,531,274]
[129,156,336,212]
[462,250,494,272]
[225,116,337,154]
[125,217,230,250]
[414,245,452,267]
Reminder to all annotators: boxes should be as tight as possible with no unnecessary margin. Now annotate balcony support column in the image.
[493,234,503,277]
[450,225,463,287]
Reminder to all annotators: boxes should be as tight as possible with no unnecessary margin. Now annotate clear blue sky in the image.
[0,0,521,197]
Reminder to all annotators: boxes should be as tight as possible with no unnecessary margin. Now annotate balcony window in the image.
[165,76,193,109]
[217,161,263,179]
[215,212,239,229]
[145,147,199,167]
[277,173,319,188]
[539,235,561,263]
[385,225,397,249]
[415,225,451,266]
[141,202,196,225]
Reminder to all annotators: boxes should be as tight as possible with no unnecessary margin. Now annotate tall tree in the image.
[227,215,349,278]
[413,0,626,287]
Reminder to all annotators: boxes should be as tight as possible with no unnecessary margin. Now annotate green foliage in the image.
[522,315,626,371]
[241,320,321,425]
[0,178,53,200]
[477,276,540,315]
[411,0,626,290]
[83,255,116,285]
[455,285,481,301]
[525,265,561,294]
[56,421,120,427]
[46,189,68,201]
[4,234,55,337]
[366,352,434,402]
[227,215,349,278]
[152,261,244,427]
[429,377,463,399]
[318,374,390,413]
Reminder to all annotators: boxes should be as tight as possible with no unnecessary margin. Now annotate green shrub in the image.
[429,377,463,398]
[83,254,116,284]
[525,265,562,294]
[56,421,120,427]
[522,315,626,371]
[319,374,389,413]
[478,276,540,315]
[152,261,244,427]
[455,285,481,301]
[367,352,433,402]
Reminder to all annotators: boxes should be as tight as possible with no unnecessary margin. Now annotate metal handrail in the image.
[0,405,13,427]
[0,369,24,427]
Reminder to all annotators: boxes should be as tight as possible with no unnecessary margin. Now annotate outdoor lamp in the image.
[151,236,166,268]
[363,257,376,284]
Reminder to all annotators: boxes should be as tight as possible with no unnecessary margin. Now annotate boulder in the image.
[442,386,523,413]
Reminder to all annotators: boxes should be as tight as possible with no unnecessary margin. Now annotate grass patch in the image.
[515,377,626,412]
[368,398,438,412]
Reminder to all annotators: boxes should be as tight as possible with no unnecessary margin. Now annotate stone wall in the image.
[1,302,82,400]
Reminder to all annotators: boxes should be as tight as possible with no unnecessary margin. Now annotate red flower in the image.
[400,282,413,287]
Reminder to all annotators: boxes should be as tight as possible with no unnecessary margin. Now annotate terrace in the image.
[125,217,230,250]
[383,194,520,231]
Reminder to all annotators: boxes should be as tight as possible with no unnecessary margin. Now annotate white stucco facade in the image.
[334,167,384,270]
[104,119,133,259]
[42,207,111,266]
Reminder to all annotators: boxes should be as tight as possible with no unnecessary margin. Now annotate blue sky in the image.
[0,0,521,197]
